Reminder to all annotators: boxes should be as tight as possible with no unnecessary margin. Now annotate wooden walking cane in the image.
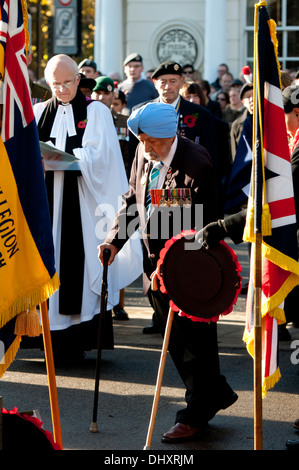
[143,307,175,450]
[40,301,63,450]
[90,248,111,433]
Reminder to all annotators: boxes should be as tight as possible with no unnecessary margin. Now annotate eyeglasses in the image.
[51,75,78,90]
[183,70,193,75]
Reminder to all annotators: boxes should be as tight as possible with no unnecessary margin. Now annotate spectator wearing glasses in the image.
[216,90,229,114]
[33,54,141,364]
[182,64,198,81]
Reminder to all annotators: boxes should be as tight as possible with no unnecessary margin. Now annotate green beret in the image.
[151,61,183,79]
[93,76,115,92]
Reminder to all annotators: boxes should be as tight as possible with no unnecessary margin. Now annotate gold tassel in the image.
[243,205,255,242]
[14,308,42,337]
[262,203,272,236]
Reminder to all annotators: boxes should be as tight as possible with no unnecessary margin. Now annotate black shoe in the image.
[286,439,299,450]
[143,322,159,334]
[221,391,238,410]
[211,391,238,418]
[113,306,129,321]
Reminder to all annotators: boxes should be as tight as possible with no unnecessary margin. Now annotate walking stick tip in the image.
[90,422,98,433]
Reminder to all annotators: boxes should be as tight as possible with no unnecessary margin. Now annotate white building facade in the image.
[93,0,299,81]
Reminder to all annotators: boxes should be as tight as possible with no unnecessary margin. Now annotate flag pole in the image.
[253,233,263,450]
[40,301,63,450]
[252,1,265,450]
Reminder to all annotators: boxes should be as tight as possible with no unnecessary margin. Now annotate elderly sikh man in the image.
[33,54,142,364]
[98,102,237,443]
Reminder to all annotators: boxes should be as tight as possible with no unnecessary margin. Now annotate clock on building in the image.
[156,29,198,66]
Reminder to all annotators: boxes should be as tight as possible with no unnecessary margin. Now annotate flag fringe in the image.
[20,0,30,55]
[262,241,299,275]
[0,335,22,378]
[261,241,299,318]
[242,328,281,398]
[262,367,281,398]
[267,18,282,90]
[0,272,60,330]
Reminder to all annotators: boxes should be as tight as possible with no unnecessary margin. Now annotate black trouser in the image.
[150,288,234,426]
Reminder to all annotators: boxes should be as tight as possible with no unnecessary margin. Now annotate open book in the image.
[40,141,81,171]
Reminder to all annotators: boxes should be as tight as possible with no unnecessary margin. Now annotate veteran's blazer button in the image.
[150,253,155,258]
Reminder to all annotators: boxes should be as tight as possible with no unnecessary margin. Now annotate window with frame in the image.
[245,0,299,73]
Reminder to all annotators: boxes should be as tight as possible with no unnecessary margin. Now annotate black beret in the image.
[282,85,299,114]
[79,73,96,90]
[78,59,97,71]
[240,82,253,100]
[151,61,183,79]
[114,89,127,103]
[123,53,143,66]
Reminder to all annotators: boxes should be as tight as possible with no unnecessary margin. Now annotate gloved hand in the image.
[195,220,227,250]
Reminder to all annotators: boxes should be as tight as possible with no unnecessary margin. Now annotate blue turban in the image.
[127,102,178,138]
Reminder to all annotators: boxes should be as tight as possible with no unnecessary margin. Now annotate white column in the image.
[203,0,227,82]
[94,0,123,76]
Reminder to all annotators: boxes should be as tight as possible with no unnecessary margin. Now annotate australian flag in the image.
[0,0,59,377]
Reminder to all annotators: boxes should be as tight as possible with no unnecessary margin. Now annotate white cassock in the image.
[34,99,142,331]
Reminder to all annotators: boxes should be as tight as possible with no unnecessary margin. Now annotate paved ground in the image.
[1,242,299,457]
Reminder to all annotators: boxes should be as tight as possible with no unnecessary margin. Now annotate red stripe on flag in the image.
[269,197,296,220]
[264,99,290,161]
[263,315,274,378]
[5,37,34,125]
[262,259,292,298]
[9,27,24,54]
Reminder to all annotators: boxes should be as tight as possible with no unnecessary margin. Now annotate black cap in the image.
[79,73,96,90]
[240,82,253,100]
[78,59,97,71]
[151,61,183,80]
[114,89,127,103]
[230,79,243,87]
[123,53,143,66]
[282,85,299,114]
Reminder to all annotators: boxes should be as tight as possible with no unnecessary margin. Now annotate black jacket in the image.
[106,135,218,293]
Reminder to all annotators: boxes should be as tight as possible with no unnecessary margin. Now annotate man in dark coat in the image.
[128,61,218,171]
[98,102,237,444]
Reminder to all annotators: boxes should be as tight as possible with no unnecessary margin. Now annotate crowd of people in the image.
[28,52,299,447]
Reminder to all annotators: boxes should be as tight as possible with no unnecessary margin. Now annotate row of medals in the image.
[142,165,192,208]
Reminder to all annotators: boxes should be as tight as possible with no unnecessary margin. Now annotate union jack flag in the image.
[243,3,299,397]
[0,0,59,377]
[1,0,33,141]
